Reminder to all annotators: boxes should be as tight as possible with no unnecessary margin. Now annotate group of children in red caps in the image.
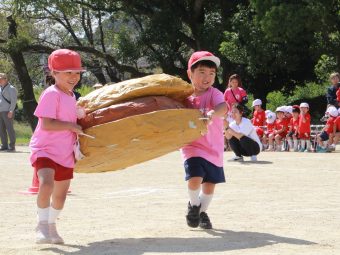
[251,99,340,152]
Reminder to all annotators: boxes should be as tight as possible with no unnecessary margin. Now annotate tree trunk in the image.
[7,15,38,131]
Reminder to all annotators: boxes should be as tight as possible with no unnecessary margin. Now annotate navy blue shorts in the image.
[184,157,225,184]
[320,131,329,141]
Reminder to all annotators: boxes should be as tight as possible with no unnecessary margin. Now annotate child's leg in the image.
[37,168,55,218]
[300,139,306,151]
[187,177,203,207]
[49,179,71,222]
[36,168,54,244]
[200,183,215,212]
[275,135,282,151]
[268,134,274,150]
[48,179,70,244]
[287,136,293,150]
[306,139,311,151]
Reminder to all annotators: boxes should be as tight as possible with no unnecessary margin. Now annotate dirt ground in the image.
[0,146,339,255]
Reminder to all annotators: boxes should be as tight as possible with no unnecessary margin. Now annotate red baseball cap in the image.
[48,49,85,72]
[187,51,220,70]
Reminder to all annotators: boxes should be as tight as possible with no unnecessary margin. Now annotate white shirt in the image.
[229,117,262,150]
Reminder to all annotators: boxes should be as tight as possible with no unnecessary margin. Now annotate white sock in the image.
[288,139,293,149]
[306,140,311,150]
[293,139,298,150]
[37,207,49,222]
[188,188,201,206]
[199,192,213,212]
[48,207,62,224]
[300,140,306,150]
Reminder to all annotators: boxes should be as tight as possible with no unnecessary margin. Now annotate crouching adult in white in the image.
[225,104,262,162]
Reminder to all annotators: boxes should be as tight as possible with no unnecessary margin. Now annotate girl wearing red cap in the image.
[29,49,85,244]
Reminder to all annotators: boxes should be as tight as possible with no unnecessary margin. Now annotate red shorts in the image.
[33,157,73,181]
[299,132,310,139]
[255,127,264,137]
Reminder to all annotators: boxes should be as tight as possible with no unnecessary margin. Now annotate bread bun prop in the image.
[78,96,185,129]
[75,74,207,173]
[75,109,206,173]
[77,73,194,113]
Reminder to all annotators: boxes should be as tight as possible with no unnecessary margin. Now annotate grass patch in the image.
[14,121,32,145]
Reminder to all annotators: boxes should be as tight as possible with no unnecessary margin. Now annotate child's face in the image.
[53,71,81,91]
[188,65,216,92]
[300,107,309,114]
[285,112,292,118]
[254,105,261,111]
[292,112,299,119]
[276,111,284,119]
[229,79,239,89]
[331,76,339,85]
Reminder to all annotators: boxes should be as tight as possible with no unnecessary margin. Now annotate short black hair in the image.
[292,107,300,114]
[232,103,244,114]
[190,60,217,72]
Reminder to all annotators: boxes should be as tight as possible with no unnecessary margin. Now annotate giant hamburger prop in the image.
[75,74,207,173]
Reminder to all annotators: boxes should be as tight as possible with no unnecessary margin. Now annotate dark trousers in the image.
[0,111,16,149]
[228,136,260,157]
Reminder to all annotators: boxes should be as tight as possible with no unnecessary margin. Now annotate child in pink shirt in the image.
[181,51,227,229]
[29,49,84,244]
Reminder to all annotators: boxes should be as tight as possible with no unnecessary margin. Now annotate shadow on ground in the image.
[42,229,316,255]
[240,160,273,165]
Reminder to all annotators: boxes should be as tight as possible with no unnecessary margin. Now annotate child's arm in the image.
[275,126,286,135]
[207,102,228,119]
[42,117,83,134]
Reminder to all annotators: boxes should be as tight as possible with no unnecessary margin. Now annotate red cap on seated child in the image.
[48,49,86,72]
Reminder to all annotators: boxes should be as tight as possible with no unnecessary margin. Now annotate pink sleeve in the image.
[34,90,59,119]
[223,89,228,102]
[211,88,225,107]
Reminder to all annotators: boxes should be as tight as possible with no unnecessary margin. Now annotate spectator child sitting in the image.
[268,106,288,152]
[252,99,266,126]
[332,108,340,149]
[286,106,300,151]
[298,102,311,152]
[316,107,338,152]
[262,111,276,151]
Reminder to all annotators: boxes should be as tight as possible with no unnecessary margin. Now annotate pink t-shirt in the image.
[181,87,225,167]
[29,85,77,168]
[224,87,247,112]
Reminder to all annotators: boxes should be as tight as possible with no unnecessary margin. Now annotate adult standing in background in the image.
[224,74,248,121]
[326,72,340,108]
[0,73,17,152]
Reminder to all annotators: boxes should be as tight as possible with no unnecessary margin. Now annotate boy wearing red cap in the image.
[298,102,311,152]
[181,51,227,229]
[30,49,85,244]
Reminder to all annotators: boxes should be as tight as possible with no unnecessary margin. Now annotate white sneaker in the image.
[250,155,257,161]
[36,221,50,244]
[229,156,244,162]
[48,223,64,244]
